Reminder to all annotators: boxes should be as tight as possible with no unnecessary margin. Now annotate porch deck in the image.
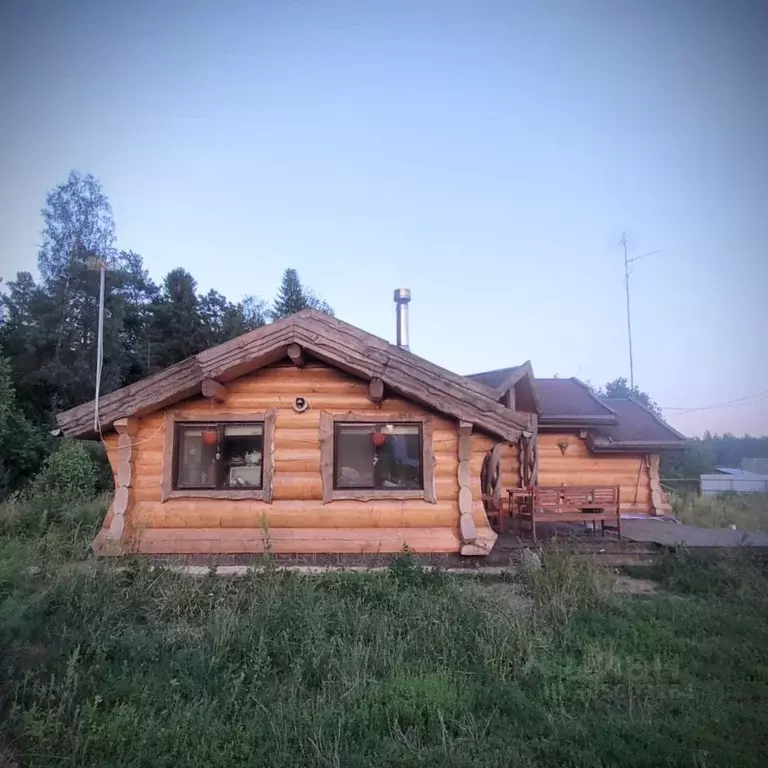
[618,518,768,548]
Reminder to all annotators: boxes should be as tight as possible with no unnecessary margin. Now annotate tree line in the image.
[0,171,333,496]
[2,172,765,499]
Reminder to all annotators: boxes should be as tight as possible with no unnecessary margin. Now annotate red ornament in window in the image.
[371,431,388,447]
[202,430,218,446]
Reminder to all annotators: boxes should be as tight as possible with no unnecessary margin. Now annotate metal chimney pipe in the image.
[393,288,411,350]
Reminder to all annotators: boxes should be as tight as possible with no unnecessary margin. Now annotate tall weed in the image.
[520,543,613,637]
[2,514,768,766]
[670,491,768,532]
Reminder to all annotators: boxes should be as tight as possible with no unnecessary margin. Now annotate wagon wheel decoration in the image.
[480,443,504,511]
[520,431,538,489]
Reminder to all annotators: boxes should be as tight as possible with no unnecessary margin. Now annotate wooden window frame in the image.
[333,421,424,492]
[320,411,436,504]
[161,411,276,502]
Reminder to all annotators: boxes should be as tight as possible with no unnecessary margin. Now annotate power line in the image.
[661,389,768,414]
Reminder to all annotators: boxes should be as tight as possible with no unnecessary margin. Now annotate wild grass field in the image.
[2,499,768,768]
[669,490,768,533]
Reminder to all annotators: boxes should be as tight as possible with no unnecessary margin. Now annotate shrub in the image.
[79,440,114,493]
[30,439,100,500]
[2,440,110,535]
[0,356,49,499]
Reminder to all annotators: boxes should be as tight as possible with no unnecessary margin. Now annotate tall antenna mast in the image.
[620,233,634,390]
[619,233,659,392]
[86,254,107,432]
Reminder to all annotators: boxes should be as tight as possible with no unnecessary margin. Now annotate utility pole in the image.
[619,233,660,392]
[86,254,108,431]
[620,232,634,390]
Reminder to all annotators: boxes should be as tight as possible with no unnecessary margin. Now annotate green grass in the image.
[1,504,768,767]
[670,491,768,532]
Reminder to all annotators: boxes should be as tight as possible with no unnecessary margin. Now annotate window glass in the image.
[223,424,263,488]
[174,422,263,490]
[335,423,422,490]
[336,425,376,488]
[176,426,218,489]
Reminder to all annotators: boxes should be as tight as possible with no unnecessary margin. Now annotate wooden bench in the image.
[518,484,621,540]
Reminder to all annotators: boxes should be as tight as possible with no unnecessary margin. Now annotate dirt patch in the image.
[613,576,658,595]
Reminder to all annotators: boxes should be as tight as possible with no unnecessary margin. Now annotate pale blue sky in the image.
[1,0,766,436]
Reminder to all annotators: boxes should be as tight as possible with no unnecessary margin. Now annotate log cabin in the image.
[56,292,686,557]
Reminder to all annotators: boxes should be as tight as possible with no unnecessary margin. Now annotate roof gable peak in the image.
[57,311,531,442]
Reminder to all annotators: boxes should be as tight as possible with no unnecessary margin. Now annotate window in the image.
[334,423,422,490]
[174,423,264,490]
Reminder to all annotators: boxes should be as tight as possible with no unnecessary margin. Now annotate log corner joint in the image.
[201,378,227,403]
[287,343,304,367]
[368,377,385,404]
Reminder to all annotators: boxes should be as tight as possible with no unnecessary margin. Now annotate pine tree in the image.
[272,268,307,319]
[147,269,207,370]
[271,268,334,320]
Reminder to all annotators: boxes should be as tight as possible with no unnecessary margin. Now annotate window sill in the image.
[162,489,268,502]
[327,489,426,503]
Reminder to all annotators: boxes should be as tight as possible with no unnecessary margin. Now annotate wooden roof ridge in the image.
[56,309,530,442]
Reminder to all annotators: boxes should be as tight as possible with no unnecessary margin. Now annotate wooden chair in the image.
[483,493,513,533]
[507,488,534,529]
[519,484,621,541]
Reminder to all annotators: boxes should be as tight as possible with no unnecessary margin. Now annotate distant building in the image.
[700,465,768,495]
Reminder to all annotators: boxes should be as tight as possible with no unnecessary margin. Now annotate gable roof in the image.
[587,398,687,451]
[466,361,539,413]
[56,310,531,442]
[467,365,528,390]
[535,378,617,426]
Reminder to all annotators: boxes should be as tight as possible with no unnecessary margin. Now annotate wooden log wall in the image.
[648,453,671,517]
[457,422,476,545]
[93,418,138,554]
[97,363,467,555]
[537,433,652,514]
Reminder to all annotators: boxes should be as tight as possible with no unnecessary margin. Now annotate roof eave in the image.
[539,414,619,428]
[56,310,528,443]
[601,396,689,442]
[588,438,688,453]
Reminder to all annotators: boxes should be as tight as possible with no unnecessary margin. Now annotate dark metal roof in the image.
[466,369,617,424]
[588,398,687,451]
[465,365,687,451]
[535,378,617,424]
